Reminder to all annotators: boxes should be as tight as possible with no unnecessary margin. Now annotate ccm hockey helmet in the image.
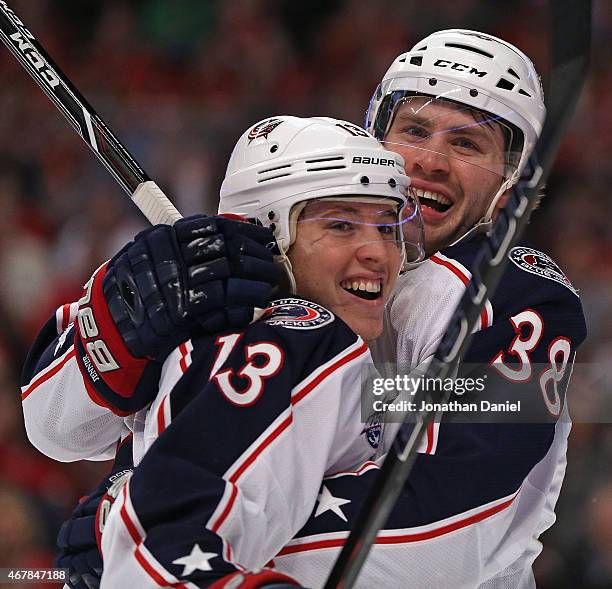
[365,29,546,227]
[219,116,425,290]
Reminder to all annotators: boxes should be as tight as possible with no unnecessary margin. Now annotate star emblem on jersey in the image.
[315,485,351,522]
[508,246,578,296]
[172,544,217,576]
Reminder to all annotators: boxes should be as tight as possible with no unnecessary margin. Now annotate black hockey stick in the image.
[324,2,592,588]
[0,0,181,225]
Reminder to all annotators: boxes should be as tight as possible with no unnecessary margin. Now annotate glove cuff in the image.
[74,263,160,415]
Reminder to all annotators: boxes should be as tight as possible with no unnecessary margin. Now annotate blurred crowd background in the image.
[0,0,610,587]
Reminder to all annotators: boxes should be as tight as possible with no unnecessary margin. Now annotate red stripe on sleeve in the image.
[21,349,76,400]
[211,483,239,534]
[156,398,167,436]
[292,340,368,405]
[228,414,293,485]
[119,485,189,588]
[179,342,190,373]
[119,486,142,545]
[430,255,489,329]
[425,421,435,454]
[278,493,517,556]
[133,549,189,589]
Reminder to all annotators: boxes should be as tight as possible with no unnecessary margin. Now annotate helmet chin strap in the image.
[274,250,298,294]
[444,175,514,249]
[273,202,308,295]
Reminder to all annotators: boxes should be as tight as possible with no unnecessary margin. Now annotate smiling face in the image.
[384,96,508,255]
[287,199,402,341]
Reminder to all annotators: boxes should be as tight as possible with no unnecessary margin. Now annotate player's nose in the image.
[406,144,451,177]
[354,228,392,266]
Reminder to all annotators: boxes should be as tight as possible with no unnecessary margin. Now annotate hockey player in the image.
[25,31,586,589]
[22,116,424,588]
[268,30,587,588]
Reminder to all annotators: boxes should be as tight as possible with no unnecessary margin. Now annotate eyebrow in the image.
[447,125,494,141]
[307,204,397,215]
[303,206,400,223]
[394,111,434,128]
[394,109,501,141]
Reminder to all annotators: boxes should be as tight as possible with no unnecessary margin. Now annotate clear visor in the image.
[371,89,524,181]
[288,190,424,266]
[279,192,423,326]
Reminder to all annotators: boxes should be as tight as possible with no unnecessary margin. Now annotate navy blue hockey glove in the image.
[73,214,280,413]
[56,468,132,589]
[103,214,280,361]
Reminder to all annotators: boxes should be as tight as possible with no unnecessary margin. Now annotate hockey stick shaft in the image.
[324,2,592,587]
[0,0,182,225]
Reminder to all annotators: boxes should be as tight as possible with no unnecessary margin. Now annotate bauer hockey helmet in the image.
[219,116,425,291]
[365,29,546,229]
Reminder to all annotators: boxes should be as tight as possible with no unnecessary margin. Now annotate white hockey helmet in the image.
[365,29,546,227]
[220,116,424,290]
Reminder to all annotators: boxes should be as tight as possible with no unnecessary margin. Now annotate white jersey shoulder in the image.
[370,258,464,375]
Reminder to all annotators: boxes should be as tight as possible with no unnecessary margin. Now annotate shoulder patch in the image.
[263,298,335,330]
[509,246,578,296]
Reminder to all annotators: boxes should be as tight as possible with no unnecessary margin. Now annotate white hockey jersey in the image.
[20,237,586,588]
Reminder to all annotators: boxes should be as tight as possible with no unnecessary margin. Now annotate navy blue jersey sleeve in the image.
[100,298,374,588]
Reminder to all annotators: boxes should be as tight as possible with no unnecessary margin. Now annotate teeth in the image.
[341,279,382,293]
[414,188,451,206]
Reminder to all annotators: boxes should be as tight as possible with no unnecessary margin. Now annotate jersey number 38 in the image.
[491,309,573,417]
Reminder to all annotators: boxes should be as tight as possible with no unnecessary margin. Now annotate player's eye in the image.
[329,221,354,232]
[452,136,482,152]
[402,125,429,141]
[377,223,396,237]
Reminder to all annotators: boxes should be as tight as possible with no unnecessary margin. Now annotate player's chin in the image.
[342,309,384,342]
[423,223,457,256]
[354,316,384,342]
[334,287,386,339]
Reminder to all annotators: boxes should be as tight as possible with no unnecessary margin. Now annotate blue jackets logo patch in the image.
[365,423,382,449]
[362,412,383,449]
[263,299,334,330]
[247,118,283,143]
[509,246,578,296]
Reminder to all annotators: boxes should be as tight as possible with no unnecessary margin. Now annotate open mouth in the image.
[340,279,382,301]
[414,188,452,214]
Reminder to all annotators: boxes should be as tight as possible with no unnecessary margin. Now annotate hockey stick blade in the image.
[324,2,592,588]
[0,1,181,226]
